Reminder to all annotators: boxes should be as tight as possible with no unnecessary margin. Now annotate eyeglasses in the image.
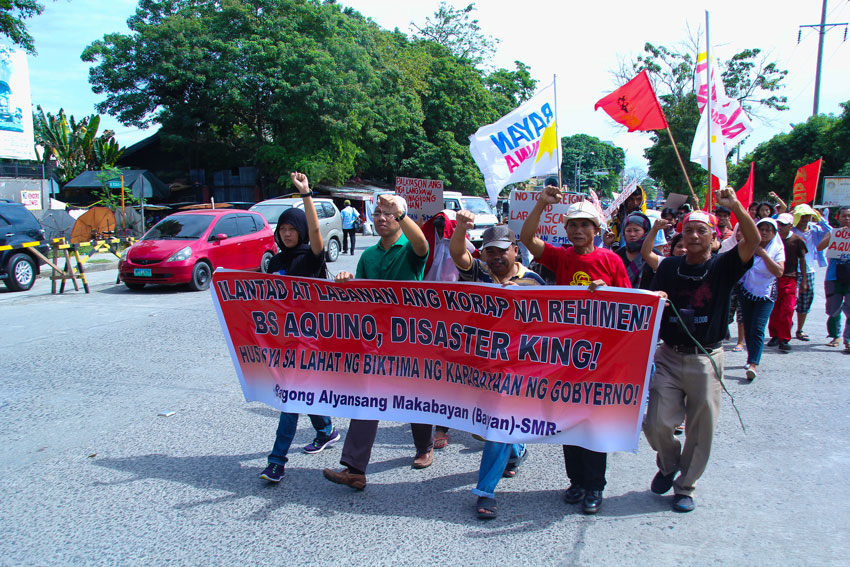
[372,210,396,219]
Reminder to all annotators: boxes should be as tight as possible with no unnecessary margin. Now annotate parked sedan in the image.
[250,197,343,261]
[118,210,275,291]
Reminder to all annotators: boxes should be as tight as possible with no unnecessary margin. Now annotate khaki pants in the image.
[643,343,723,497]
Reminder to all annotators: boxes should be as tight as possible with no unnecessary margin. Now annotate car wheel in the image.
[188,261,212,291]
[326,238,340,262]
[4,253,36,292]
[261,251,273,273]
[124,282,146,291]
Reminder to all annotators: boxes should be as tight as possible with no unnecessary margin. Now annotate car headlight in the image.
[166,246,193,262]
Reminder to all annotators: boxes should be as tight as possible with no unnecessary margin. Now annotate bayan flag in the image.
[690,106,729,188]
[790,159,823,207]
[594,70,668,132]
[694,52,753,151]
[469,80,561,205]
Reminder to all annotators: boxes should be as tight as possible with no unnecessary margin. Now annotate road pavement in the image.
[1,243,848,566]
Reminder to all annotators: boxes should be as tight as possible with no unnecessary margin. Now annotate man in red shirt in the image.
[520,186,631,515]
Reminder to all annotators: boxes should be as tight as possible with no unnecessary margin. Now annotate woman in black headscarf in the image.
[614,211,656,289]
[259,172,337,484]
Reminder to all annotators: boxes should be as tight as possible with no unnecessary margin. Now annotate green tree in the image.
[410,2,497,68]
[560,134,625,198]
[0,1,44,54]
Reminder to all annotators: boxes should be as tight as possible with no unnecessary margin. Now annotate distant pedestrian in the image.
[791,204,831,341]
[767,213,807,352]
[817,205,850,352]
[340,199,360,255]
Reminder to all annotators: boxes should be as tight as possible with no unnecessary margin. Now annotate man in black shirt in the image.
[645,187,759,512]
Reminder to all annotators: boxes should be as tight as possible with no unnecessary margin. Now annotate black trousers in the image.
[342,228,356,253]
[563,445,607,491]
[341,419,434,472]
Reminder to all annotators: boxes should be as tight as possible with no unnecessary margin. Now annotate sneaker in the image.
[582,490,603,515]
[778,341,791,352]
[303,428,341,454]
[766,337,778,347]
[563,484,585,504]
[651,470,676,494]
[259,463,285,483]
[672,494,695,512]
[323,467,366,490]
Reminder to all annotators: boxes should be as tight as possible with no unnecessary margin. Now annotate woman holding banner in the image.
[259,172,340,483]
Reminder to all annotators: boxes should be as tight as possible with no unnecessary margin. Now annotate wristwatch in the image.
[395,211,406,222]
[299,191,313,197]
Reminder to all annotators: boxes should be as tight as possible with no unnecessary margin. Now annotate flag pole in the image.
[553,74,563,188]
[705,10,713,210]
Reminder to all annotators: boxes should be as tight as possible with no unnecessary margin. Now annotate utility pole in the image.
[798,0,848,116]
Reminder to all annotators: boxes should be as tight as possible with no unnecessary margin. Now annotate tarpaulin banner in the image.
[211,270,664,452]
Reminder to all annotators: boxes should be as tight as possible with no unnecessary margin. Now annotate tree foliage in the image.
[0,1,44,54]
[560,134,625,198]
[82,0,534,196]
[410,2,497,68]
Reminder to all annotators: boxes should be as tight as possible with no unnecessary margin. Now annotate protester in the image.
[756,202,775,220]
[339,199,361,255]
[739,218,785,380]
[767,213,808,352]
[768,191,788,215]
[259,172,340,483]
[714,205,734,240]
[791,204,831,341]
[607,186,666,250]
[521,189,631,515]
[644,187,759,513]
[817,205,850,352]
[661,208,679,242]
[323,193,432,490]
[720,225,747,353]
[614,211,655,289]
[747,201,759,220]
[449,212,545,520]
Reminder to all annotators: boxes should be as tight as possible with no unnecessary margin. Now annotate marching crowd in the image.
[256,172,850,520]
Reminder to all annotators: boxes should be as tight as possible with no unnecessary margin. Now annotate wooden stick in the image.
[665,127,700,209]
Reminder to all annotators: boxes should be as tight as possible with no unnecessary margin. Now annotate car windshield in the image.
[251,203,294,224]
[461,197,494,215]
[143,215,214,240]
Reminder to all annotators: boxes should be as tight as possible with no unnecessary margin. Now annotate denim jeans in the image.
[471,441,525,499]
[268,413,333,465]
[740,293,775,366]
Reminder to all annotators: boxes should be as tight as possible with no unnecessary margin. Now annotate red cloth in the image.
[594,70,668,132]
[730,162,755,227]
[790,159,823,207]
[539,244,631,288]
[768,275,798,342]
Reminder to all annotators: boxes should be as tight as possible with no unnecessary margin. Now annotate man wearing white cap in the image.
[520,186,631,515]
[791,204,831,341]
[767,213,808,351]
[644,187,759,512]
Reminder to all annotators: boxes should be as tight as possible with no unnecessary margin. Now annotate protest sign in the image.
[507,189,585,247]
[825,227,850,260]
[394,177,443,223]
[822,177,850,207]
[212,270,664,452]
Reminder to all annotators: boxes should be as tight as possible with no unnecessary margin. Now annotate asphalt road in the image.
[1,243,848,566]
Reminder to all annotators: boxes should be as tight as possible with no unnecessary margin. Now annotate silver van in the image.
[442,191,499,244]
[250,197,344,261]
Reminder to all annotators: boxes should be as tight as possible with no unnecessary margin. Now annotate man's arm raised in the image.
[520,185,560,260]
[717,187,759,262]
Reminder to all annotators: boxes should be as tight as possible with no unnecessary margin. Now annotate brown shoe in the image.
[322,467,366,490]
[413,450,434,469]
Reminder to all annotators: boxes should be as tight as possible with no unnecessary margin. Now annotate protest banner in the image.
[822,177,850,207]
[211,270,664,452]
[0,47,35,161]
[603,181,639,220]
[394,177,443,223]
[825,227,850,260]
[507,189,585,247]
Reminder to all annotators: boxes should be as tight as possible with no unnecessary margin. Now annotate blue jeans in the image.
[740,293,774,366]
[268,413,333,465]
[472,441,525,498]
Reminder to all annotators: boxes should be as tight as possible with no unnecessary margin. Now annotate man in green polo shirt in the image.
[323,193,432,490]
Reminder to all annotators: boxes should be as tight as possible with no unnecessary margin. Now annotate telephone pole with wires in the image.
[798,0,848,116]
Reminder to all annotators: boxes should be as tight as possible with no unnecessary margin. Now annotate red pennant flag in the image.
[790,159,823,208]
[729,162,755,227]
[703,175,722,211]
[594,70,668,132]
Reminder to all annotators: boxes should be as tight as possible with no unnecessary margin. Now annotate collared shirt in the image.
[356,232,427,281]
[458,258,545,286]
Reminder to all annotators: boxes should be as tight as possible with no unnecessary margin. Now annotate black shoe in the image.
[651,470,676,494]
[672,494,695,512]
[582,490,603,514]
[563,484,585,504]
[766,337,778,347]
[778,341,792,352]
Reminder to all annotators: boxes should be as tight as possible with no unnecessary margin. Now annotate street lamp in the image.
[576,151,595,192]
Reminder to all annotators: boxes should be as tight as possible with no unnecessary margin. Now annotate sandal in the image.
[476,496,497,520]
[826,337,841,347]
[433,431,449,450]
[796,331,811,341]
[731,344,745,352]
[503,447,528,478]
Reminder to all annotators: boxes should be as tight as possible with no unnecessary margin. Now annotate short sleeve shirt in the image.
[458,258,546,286]
[539,243,631,288]
[651,248,752,346]
[355,232,427,281]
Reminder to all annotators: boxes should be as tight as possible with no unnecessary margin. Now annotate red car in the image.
[119,210,276,291]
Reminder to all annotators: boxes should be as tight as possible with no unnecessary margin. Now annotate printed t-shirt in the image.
[651,247,752,347]
[538,244,631,288]
[780,234,807,277]
[459,258,546,286]
[355,232,427,281]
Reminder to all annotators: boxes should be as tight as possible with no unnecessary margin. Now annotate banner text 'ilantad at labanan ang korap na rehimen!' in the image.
[211,271,665,453]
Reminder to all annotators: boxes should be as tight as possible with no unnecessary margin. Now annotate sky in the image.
[21,0,850,173]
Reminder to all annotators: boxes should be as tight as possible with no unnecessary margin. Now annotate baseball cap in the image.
[682,211,717,229]
[563,201,603,227]
[757,217,778,230]
[776,213,794,225]
[480,225,516,249]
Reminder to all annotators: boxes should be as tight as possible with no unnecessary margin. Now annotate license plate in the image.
[134,268,152,277]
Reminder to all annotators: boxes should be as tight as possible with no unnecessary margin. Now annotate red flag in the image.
[594,70,668,132]
[729,162,755,227]
[703,175,722,211]
[790,159,823,207]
